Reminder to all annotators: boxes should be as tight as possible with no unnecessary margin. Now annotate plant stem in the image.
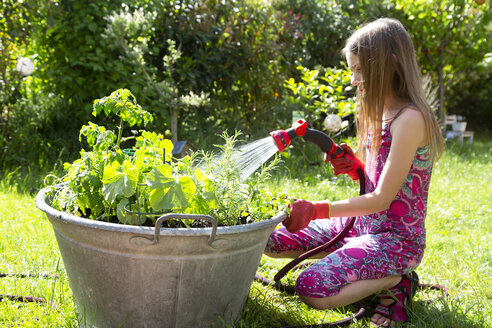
[116,117,123,148]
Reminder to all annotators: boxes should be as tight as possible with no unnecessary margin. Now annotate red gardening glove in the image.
[283,199,331,233]
[324,143,364,181]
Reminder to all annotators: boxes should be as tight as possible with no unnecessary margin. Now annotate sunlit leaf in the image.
[147,166,196,211]
[101,161,138,204]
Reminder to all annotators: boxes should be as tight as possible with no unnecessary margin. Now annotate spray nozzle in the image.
[269,130,291,152]
[270,119,308,152]
[292,119,308,136]
[269,119,366,194]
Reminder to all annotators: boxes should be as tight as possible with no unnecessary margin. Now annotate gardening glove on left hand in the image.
[283,199,331,233]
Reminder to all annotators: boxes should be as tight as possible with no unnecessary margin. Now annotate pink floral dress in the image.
[265,119,433,297]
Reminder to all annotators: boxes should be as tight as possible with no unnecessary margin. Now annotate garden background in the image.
[1,0,491,327]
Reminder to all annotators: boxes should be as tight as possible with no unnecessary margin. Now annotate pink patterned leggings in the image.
[265,218,421,298]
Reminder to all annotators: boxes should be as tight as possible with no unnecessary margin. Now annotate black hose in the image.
[302,128,343,157]
[0,273,57,308]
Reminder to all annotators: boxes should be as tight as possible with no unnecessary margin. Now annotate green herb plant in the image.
[198,131,287,226]
[47,89,286,227]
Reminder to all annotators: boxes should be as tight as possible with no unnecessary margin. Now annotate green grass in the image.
[1,139,491,327]
[0,189,77,327]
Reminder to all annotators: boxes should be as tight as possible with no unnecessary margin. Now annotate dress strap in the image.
[384,103,412,127]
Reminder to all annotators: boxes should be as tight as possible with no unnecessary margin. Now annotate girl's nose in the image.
[351,73,360,86]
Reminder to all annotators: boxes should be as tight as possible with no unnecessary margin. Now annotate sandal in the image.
[371,271,419,326]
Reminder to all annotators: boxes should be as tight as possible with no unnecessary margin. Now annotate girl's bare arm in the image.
[329,109,426,218]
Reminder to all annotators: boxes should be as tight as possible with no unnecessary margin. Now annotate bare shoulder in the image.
[398,107,424,122]
[391,107,426,147]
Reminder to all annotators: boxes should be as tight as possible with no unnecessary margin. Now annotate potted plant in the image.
[36,89,287,328]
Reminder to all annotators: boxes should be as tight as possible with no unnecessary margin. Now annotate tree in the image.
[104,7,209,142]
[396,0,492,123]
[0,0,47,167]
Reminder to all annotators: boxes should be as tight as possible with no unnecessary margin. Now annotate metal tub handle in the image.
[130,213,218,247]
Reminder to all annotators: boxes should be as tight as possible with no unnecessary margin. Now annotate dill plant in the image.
[198,131,286,226]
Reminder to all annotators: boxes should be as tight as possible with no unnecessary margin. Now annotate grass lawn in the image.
[0,139,490,327]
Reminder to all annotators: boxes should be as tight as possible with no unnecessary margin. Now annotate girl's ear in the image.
[392,53,398,63]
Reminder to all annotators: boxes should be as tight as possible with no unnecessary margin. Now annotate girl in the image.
[265,18,444,327]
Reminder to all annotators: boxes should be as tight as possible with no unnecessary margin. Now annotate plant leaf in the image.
[147,164,196,211]
[146,163,173,187]
[102,162,138,204]
[195,168,217,207]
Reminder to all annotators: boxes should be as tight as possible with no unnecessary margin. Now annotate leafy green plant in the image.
[46,89,286,227]
[284,65,355,131]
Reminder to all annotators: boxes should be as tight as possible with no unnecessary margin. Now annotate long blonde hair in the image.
[343,18,443,160]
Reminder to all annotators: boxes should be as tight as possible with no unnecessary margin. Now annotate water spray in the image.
[213,119,348,182]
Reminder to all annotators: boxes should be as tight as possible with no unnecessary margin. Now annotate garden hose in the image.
[0,273,58,308]
[269,120,365,284]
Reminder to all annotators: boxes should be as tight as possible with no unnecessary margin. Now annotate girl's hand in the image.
[324,143,364,180]
[283,199,331,233]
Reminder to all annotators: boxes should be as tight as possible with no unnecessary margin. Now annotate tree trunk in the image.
[437,65,445,126]
[171,108,178,143]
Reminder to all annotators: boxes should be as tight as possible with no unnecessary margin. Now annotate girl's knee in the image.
[295,268,340,299]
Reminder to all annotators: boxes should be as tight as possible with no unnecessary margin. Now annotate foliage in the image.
[1,0,40,167]
[36,0,148,114]
[271,0,408,69]
[272,0,356,68]
[198,132,286,226]
[0,0,32,107]
[283,64,355,132]
[2,0,492,173]
[147,0,326,141]
[446,53,492,131]
[1,0,139,170]
[47,89,286,226]
[26,0,154,166]
[103,7,210,142]
[394,0,492,122]
[29,0,299,148]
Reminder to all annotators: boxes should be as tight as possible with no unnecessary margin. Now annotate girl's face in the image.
[347,53,363,92]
